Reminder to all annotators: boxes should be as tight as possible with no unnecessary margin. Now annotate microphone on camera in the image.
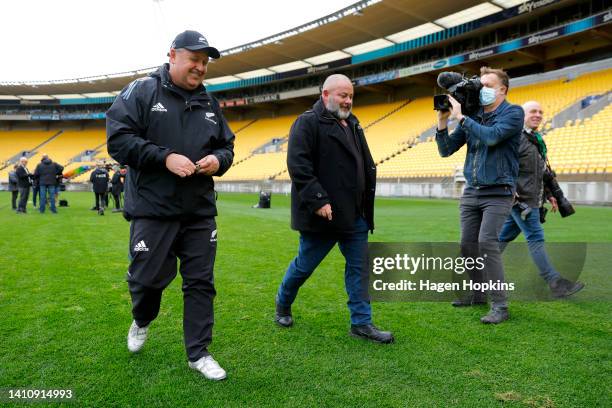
[436,72,464,90]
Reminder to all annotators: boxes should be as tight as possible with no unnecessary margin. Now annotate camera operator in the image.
[499,101,584,298]
[435,67,523,324]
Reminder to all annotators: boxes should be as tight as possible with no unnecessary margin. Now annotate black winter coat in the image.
[288,99,376,233]
[90,168,109,194]
[106,64,235,220]
[111,172,125,195]
[516,129,548,208]
[34,158,64,186]
[15,165,32,188]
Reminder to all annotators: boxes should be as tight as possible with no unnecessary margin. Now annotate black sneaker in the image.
[275,297,293,328]
[480,307,509,324]
[98,208,105,216]
[549,278,585,298]
[349,324,394,344]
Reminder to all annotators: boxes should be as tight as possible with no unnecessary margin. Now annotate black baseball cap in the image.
[170,30,221,59]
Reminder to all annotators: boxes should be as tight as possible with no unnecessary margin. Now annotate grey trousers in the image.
[17,187,29,212]
[460,194,513,307]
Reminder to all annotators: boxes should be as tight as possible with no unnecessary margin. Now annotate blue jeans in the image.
[499,206,560,282]
[39,184,56,213]
[277,217,372,325]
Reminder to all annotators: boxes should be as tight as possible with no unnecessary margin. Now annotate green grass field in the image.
[0,192,610,407]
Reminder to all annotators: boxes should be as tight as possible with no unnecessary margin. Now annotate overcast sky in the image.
[0,0,356,82]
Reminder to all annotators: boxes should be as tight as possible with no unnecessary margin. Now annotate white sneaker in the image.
[188,355,227,381]
[127,321,149,353]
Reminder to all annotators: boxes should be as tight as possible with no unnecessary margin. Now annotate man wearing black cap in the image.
[106,30,233,381]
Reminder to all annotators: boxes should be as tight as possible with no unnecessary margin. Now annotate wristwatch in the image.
[459,117,466,127]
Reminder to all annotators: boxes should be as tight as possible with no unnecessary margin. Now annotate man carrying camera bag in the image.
[435,67,523,324]
[499,101,584,298]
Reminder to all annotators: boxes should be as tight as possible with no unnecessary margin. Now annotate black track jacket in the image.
[106,64,235,220]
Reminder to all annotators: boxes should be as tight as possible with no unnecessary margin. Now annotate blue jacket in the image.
[435,99,523,188]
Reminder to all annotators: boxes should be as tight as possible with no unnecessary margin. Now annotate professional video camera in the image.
[434,71,483,117]
[543,167,575,218]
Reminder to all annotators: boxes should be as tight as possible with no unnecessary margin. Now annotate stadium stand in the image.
[229,119,258,134]
[376,139,467,180]
[363,98,436,160]
[222,151,287,181]
[0,129,59,179]
[0,130,57,163]
[507,68,612,125]
[228,116,293,164]
[352,100,416,160]
[220,67,612,182]
[70,118,259,182]
[235,67,611,182]
[27,129,106,165]
[1,68,611,185]
[545,102,612,174]
[376,68,612,179]
[22,130,104,182]
[235,101,407,182]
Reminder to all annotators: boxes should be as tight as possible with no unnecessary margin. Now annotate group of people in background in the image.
[89,162,127,215]
[7,156,126,216]
[9,154,63,214]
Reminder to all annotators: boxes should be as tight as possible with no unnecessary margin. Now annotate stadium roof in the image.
[0,0,540,97]
[205,0,490,76]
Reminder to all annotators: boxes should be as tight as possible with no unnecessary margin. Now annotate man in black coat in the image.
[15,157,32,214]
[106,30,233,380]
[111,166,127,212]
[34,154,64,214]
[274,74,393,344]
[90,162,109,215]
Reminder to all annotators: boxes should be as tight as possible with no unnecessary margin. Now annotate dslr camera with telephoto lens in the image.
[543,166,575,218]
